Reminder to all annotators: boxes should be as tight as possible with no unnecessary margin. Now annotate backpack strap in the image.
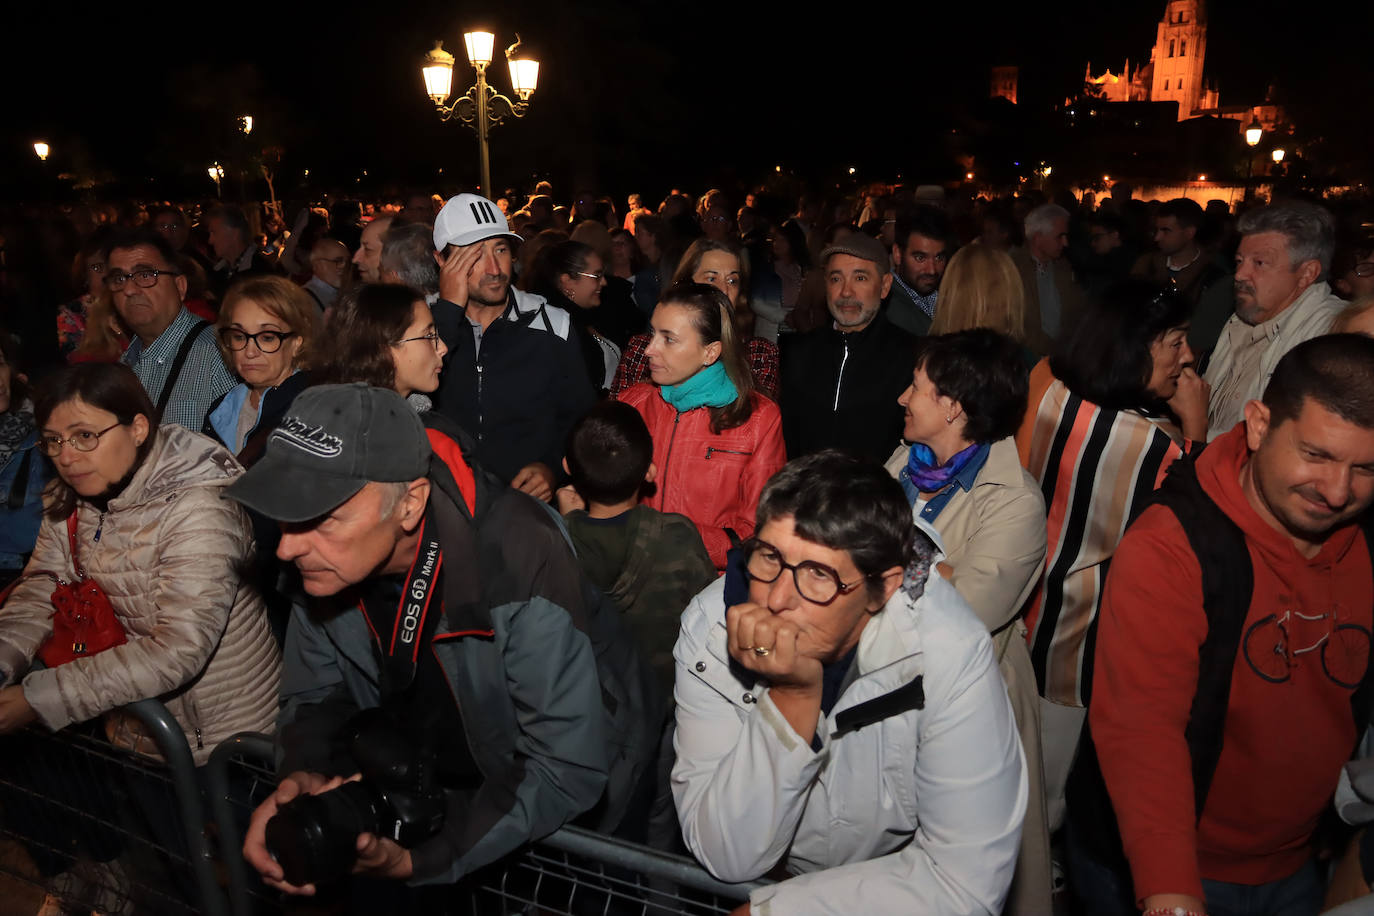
[1150,451,1254,819]
[155,319,211,420]
[1349,515,1374,736]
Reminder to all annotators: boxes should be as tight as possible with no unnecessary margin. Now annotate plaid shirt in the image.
[122,308,236,430]
[609,334,779,401]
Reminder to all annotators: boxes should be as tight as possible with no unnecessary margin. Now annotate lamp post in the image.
[208,163,224,198]
[33,141,50,162]
[423,32,539,195]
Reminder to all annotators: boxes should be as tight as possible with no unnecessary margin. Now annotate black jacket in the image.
[779,313,917,465]
[431,296,595,484]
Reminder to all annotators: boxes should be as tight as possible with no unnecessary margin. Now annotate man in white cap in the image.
[428,194,593,500]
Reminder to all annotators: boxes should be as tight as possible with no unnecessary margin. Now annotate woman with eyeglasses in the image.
[527,239,645,391]
[203,276,318,463]
[0,361,281,752]
[672,451,1026,914]
[319,283,448,408]
[0,362,280,912]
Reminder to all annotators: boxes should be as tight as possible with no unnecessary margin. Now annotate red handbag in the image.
[36,513,126,667]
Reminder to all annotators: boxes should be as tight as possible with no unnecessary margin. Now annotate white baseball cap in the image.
[433,193,523,249]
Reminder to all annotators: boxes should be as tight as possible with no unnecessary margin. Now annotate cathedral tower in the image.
[1149,0,1208,119]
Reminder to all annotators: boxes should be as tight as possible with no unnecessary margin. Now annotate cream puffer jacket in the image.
[0,424,281,765]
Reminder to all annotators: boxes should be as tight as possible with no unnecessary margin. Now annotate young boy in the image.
[557,400,716,695]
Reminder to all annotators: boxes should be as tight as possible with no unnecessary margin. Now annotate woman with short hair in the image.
[673,450,1026,913]
[204,275,318,462]
[886,328,1051,913]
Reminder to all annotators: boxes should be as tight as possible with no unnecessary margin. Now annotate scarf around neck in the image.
[905,441,981,493]
[660,361,738,413]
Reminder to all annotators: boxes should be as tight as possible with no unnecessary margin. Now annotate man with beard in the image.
[1080,334,1374,916]
[108,228,234,430]
[429,194,592,500]
[1204,202,1345,440]
[779,232,916,464]
[884,206,952,336]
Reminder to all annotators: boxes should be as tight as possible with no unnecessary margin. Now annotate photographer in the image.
[227,384,655,896]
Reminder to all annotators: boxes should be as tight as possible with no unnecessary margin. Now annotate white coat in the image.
[672,572,1027,915]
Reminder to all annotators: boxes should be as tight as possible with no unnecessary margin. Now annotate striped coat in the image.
[1015,359,1187,708]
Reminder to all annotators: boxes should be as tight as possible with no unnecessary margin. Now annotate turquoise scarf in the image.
[660,361,738,412]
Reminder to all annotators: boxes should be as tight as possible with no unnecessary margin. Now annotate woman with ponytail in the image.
[615,283,786,570]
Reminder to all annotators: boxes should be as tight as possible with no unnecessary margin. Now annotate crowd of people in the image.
[0,177,1371,916]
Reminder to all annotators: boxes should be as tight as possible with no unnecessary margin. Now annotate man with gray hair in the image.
[380,222,440,302]
[1204,200,1344,439]
[304,238,349,312]
[1010,203,1085,355]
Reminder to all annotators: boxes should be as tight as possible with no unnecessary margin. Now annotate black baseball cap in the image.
[225,384,432,523]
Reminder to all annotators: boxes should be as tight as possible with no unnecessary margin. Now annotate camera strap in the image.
[376,513,444,697]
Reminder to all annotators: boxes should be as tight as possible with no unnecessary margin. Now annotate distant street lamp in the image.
[240,115,254,135]
[423,32,539,195]
[208,163,224,197]
[1244,118,1264,188]
[1271,148,1286,164]
[33,142,49,161]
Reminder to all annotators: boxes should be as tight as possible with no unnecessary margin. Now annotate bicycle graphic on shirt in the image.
[1243,609,1371,688]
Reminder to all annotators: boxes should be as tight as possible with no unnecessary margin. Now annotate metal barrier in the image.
[205,733,763,916]
[3,708,761,916]
[0,698,228,916]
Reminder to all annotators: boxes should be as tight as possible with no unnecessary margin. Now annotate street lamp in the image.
[423,32,539,195]
[1271,148,1286,163]
[1245,118,1263,148]
[33,141,49,161]
[208,163,224,197]
[240,115,254,135]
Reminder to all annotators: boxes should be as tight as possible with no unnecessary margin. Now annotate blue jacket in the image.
[0,429,47,572]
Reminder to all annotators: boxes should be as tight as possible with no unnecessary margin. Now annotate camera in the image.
[265,709,446,886]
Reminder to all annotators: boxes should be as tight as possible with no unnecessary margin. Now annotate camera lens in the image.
[265,782,382,886]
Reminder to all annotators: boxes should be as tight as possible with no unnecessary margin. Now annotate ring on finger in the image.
[753,646,772,657]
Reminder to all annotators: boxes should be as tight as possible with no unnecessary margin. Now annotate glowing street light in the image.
[240,115,254,134]
[33,141,49,161]
[1271,148,1286,163]
[422,31,540,194]
[1245,118,1263,147]
[208,162,224,197]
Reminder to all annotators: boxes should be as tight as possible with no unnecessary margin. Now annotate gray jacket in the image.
[277,419,656,885]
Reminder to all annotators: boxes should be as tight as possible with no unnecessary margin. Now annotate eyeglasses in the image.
[1355,262,1374,278]
[741,538,866,605]
[574,271,605,282]
[220,328,297,353]
[39,422,123,457]
[396,330,442,351]
[104,268,181,291]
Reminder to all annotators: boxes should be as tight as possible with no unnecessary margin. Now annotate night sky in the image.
[4,0,1370,202]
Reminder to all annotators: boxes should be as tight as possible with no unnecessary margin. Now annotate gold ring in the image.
[753,646,771,657]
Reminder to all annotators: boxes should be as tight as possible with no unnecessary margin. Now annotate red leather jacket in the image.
[618,384,787,570]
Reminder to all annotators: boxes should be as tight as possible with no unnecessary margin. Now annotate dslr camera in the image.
[265,709,446,886]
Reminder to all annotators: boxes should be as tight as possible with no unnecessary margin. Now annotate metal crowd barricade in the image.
[206,733,764,916]
[1,706,762,916]
[0,698,228,916]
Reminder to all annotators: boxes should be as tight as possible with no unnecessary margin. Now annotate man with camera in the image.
[227,384,655,896]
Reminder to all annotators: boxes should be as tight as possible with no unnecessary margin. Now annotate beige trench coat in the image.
[887,436,1052,915]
